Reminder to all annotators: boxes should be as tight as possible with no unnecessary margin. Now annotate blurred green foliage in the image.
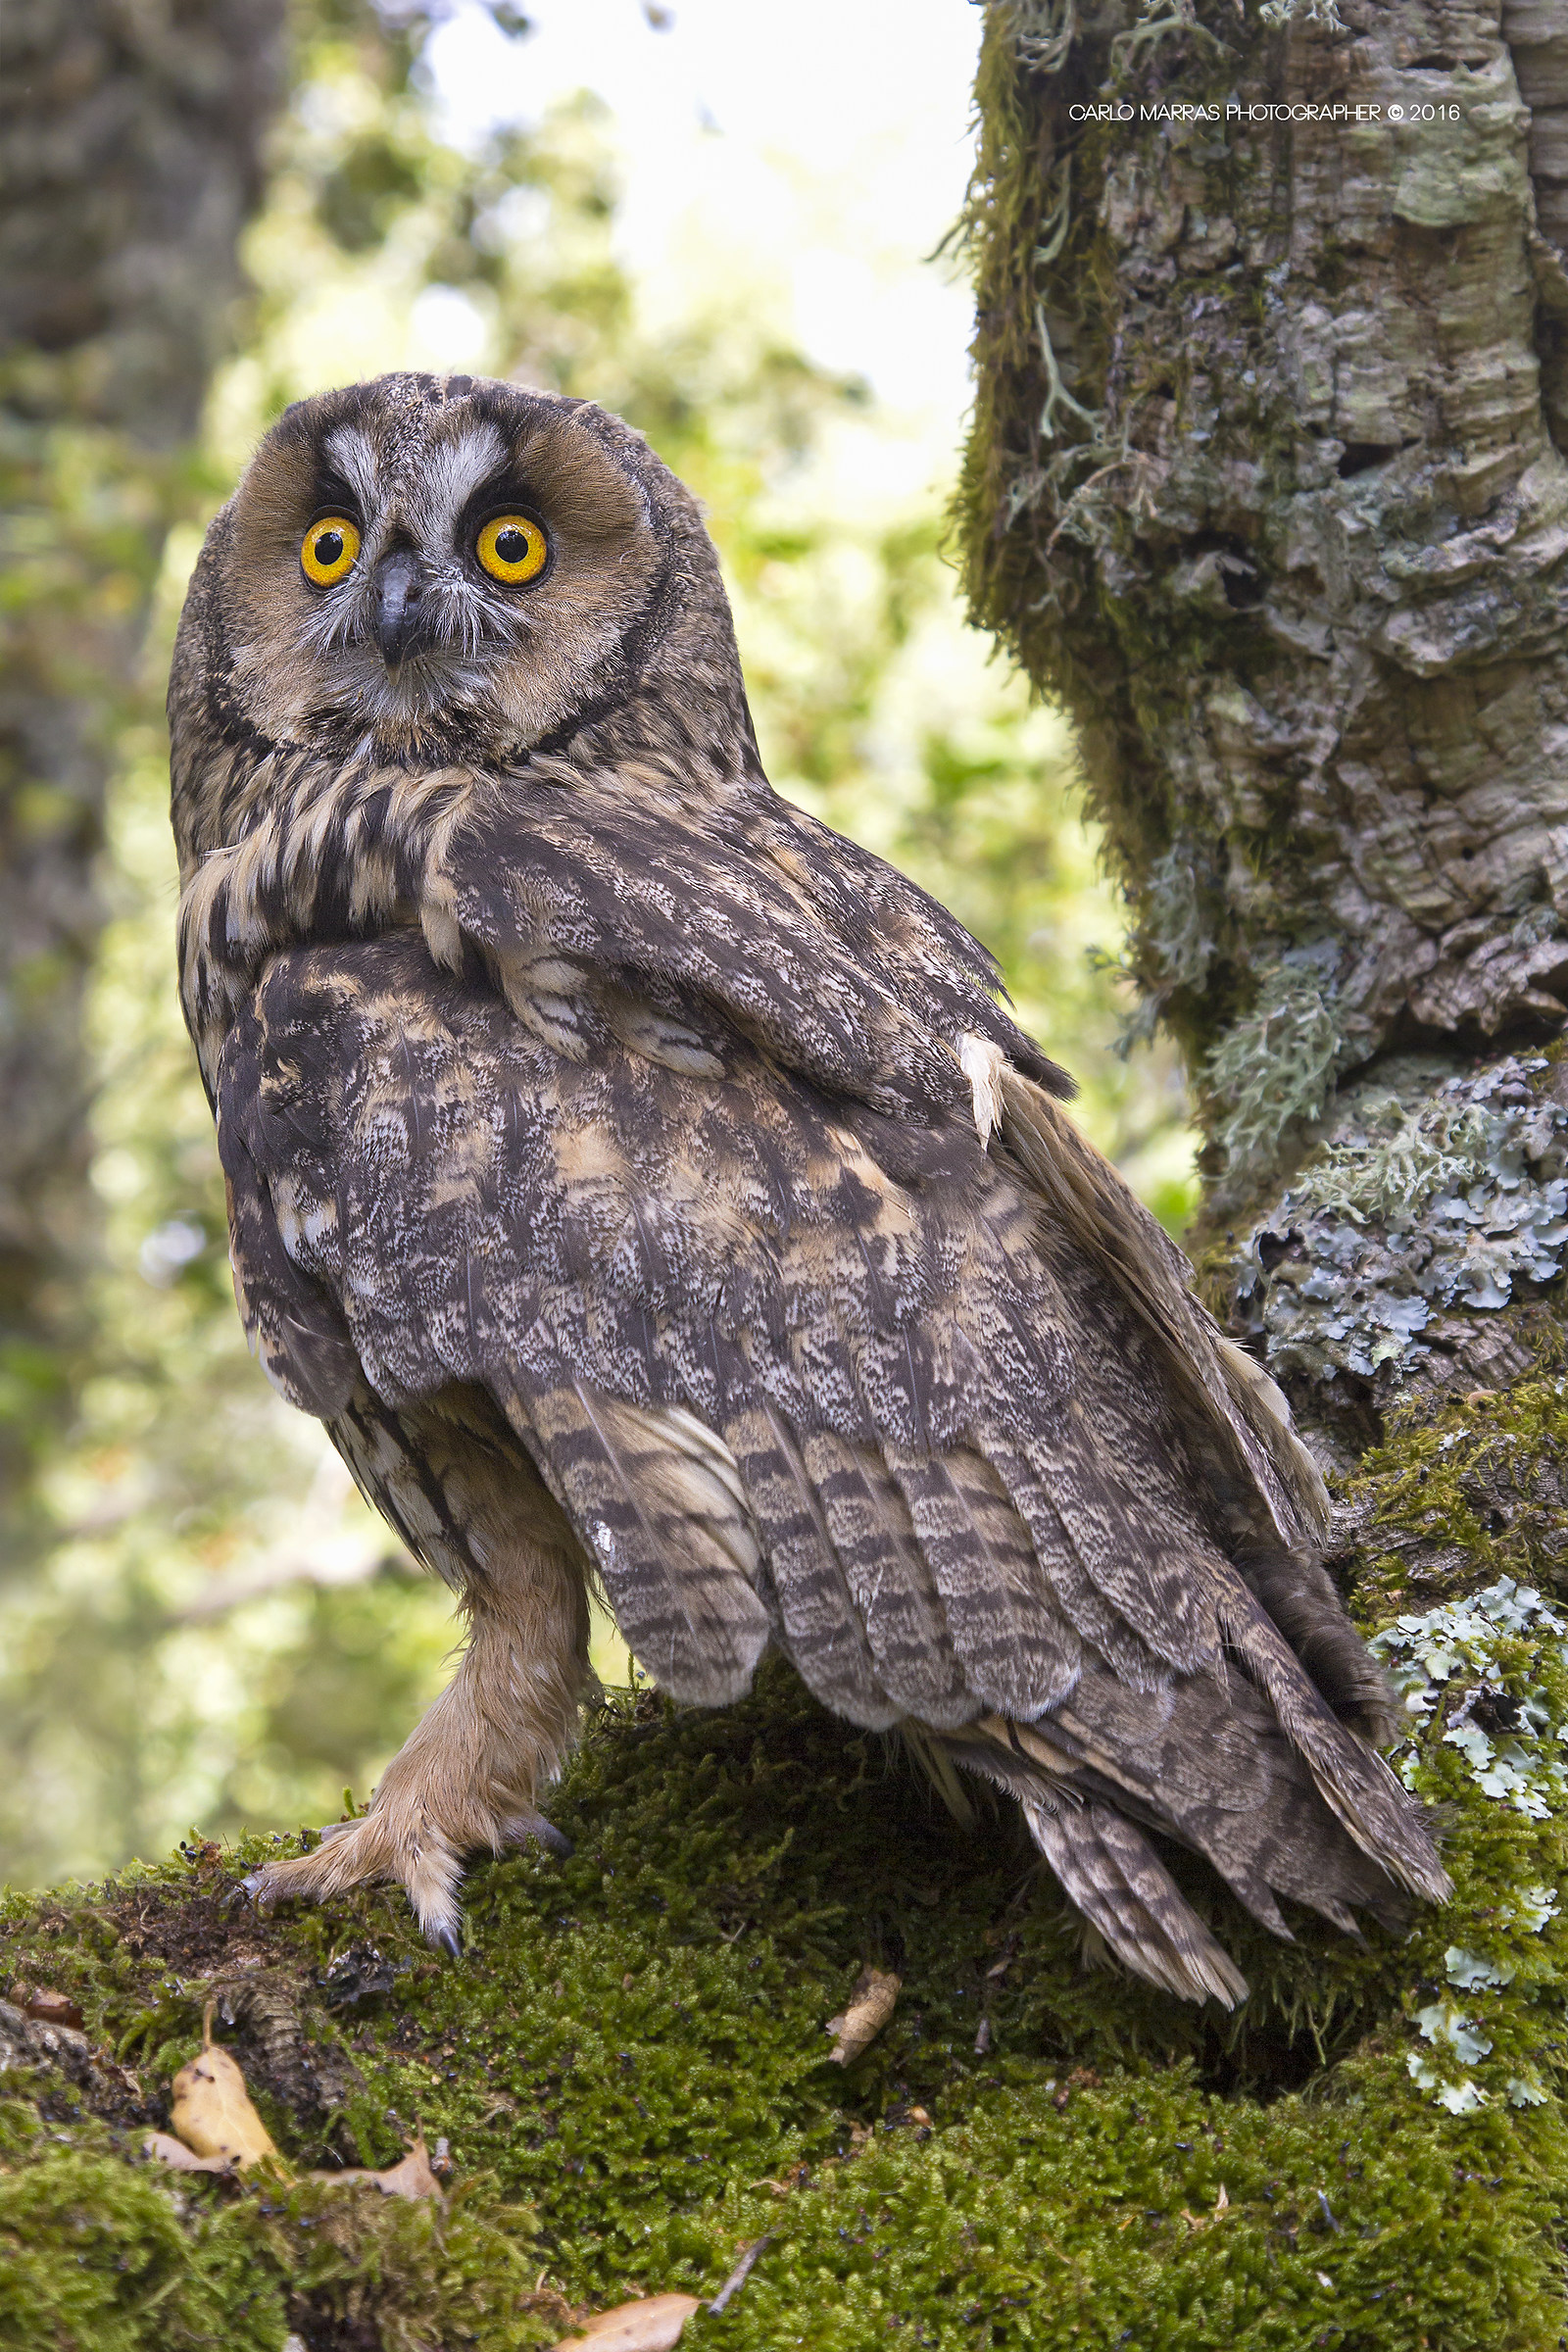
[0,0,1193,1894]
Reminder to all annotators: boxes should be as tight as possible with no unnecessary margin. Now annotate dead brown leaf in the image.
[142,2129,238,2177]
[824,1965,901,2065]
[312,2133,443,2201]
[8,1983,83,2031]
[150,2013,440,2202]
[549,2293,703,2349]
[167,2012,281,2171]
[558,2236,769,2352]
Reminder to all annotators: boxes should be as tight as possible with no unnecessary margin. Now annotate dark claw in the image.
[431,1924,464,1958]
[238,1870,277,1918]
[500,1809,574,1859]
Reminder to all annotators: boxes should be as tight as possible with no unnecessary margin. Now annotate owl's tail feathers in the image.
[1023,1789,1251,2008]
[928,1650,1450,2004]
[1214,1572,1453,1908]
[933,1719,1252,2006]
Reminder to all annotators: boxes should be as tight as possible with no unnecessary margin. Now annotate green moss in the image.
[0,2104,552,2351]
[1349,1376,1568,1616]
[660,2070,1565,2351]
[5,1635,1568,2346]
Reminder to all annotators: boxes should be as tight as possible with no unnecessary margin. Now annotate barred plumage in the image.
[171,371,1447,1997]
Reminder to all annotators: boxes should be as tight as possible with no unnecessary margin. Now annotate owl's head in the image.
[181,372,747,770]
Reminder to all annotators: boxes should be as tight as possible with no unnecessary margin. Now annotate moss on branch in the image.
[6,1625,1568,2347]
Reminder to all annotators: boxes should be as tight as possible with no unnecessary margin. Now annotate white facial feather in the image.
[322,423,382,519]
[406,422,508,547]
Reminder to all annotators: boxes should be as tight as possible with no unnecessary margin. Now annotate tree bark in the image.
[0,0,284,1503]
[961,0,1568,1455]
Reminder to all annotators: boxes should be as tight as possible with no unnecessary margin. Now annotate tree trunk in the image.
[0,0,284,1506]
[960,0,1568,1447]
[956,0,1568,2222]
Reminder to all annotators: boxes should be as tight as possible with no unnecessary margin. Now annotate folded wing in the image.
[214,927,1447,2000]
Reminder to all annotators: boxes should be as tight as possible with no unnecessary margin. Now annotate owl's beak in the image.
[372,549,431,669]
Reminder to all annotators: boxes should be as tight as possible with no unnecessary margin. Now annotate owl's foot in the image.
[240,1804,572,1951]
[236,1520,590,1949]
[242,1810,470,1950]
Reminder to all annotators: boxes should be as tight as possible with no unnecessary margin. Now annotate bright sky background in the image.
[426,0,985,485]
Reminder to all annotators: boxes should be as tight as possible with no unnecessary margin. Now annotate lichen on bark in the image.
[959,0,1568,1157]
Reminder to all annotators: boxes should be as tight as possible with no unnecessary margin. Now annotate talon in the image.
[431,1923,463,1958]
[500,1808,574,1859]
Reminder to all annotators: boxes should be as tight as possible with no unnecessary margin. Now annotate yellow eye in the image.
[300,515,361,587]
[476,513,549,585]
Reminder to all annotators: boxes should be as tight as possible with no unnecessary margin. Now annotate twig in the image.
[708,2235,775,2316]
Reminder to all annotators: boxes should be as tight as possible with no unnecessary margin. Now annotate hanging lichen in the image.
[1202,955,1345,1180]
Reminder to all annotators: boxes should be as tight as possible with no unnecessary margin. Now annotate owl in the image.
[170,371,1446,2002]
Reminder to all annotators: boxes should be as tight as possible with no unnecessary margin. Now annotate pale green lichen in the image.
[1257,0,1346,28]
[1143,840,1219,999]
[1203,953,1344,1177]
[1371,1576,1566,1814]
[1232,1054,1568,1384]
[1293,1063,1568,1243]
[1369,1579,1568,2114]
[1004,0,1077,74]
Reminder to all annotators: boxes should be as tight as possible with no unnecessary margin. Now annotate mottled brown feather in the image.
[171,371,1448,1995]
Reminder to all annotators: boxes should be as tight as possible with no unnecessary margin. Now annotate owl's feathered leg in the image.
[242,1499,592,1949]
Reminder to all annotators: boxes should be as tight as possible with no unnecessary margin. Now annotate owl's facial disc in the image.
[224,378,670,763]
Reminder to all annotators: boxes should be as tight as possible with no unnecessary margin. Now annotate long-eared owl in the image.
[170,371,1447,1999]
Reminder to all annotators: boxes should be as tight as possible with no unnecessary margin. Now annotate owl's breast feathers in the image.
[177,741,1067,1110]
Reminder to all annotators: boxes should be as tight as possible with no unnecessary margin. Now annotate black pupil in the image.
[314,528,344,565]
[494,525,529,564]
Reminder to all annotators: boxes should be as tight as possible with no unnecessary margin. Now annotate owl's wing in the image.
[178,760,1069,1120]
[191,755,1318,1560]
[216,927,1446,1999]
[415,773,1332,1557]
